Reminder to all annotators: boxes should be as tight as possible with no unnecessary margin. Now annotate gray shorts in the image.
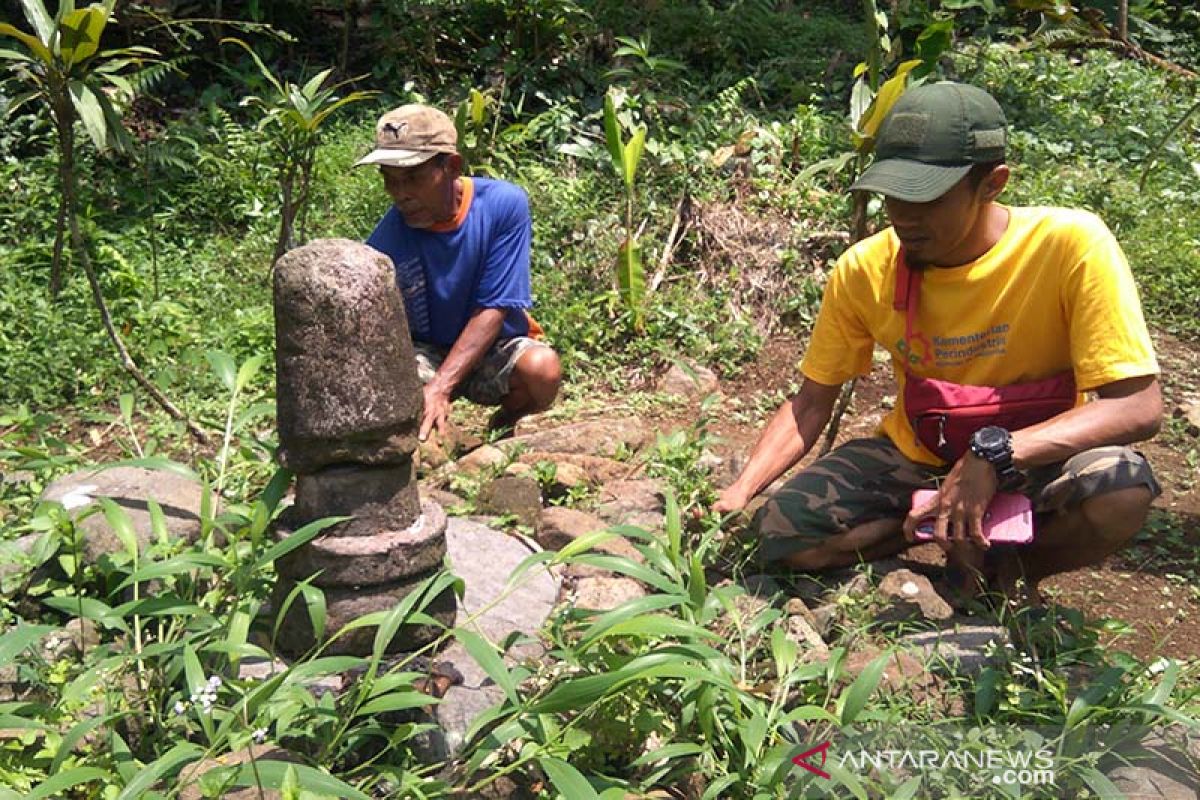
[414,337,546,406]
[754,436,1161,563]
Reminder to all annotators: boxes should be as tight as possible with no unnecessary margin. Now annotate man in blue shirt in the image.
[358,104,561,441]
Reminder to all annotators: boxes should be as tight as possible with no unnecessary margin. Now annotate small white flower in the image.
[173,701,187,715]
[253,727,268,744]
[207,675,222,689]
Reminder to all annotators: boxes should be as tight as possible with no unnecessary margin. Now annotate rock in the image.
[845,645,936,696]
[423,487,468,513]
[785,615,830,662]
[656,361,720,398]
[42,467,211,564]
[547,461,589,492]
[876,568,954,623]
[290,461,418,527]
[415,517,559,760]
[900,622,1007,674]
[569,575,647,610]
[698,447,745,490]
[504,461,534,478]
[274,239,421,473]
[743,574,782,598]
[594,478,666,530]
[789,570,871,606]
[457,444,507,476]
[0,533,42,587]
[810,603,840,638]
[0,470,34,487]
[508,418,651,459]
[514,451,629,483]
[475,476,542,528]
[1108,766,1197,800]
[535,507,643,562]
[42,619,100,660]
[274,568,457,656]
[1173,395,1200,436]
[177,745,297,800]
[237,656,288,683]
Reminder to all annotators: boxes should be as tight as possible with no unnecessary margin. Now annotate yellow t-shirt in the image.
[800,205,1159,465]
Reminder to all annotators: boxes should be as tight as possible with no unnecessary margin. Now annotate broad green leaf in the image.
[0,22,52,63]
[297,581,326,642]
[225,760,370,800]
[251,515,347,572]
[0,623,56,668]
[183,643,205,696]
[974,666,1000,718]
[857,59,923,141]
[1079,765,1124,798]
[577,593,683,649]
[602,91,624,176]
[664,490,681,561]
[282,765,300,800]
[114,743,202,800]
[771,624,798,677]
[622,125,646,188]
[42,595,128,632]
[147,499,169,547]
[825,756,869,800]
[538,757,600,800]
[891,775,923,800]
[206,350,237,392]
[617,237,645,331]
[300,68,332,99]
[68,79,109,150]
[469,87,485,126]
[914,19,954,70]
[455,628,517,704]
[235,353,266,392]
[98,497,139,563]
[28,767,109,800]
[356,691,439,716]
[839,650,888,725]
[1067,665,1127,728]
[52,714,119,774]
[59,6,108,68]
[115,552,226,592]
[220,38,285,96]
[630,742,704,766]
[19,0,54,45]
[569,552,676,594]
[583,614,719,645]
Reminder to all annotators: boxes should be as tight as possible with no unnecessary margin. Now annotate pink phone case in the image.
[911,489,1034,544]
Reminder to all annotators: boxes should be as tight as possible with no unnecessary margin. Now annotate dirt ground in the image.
[704,328,1200,662]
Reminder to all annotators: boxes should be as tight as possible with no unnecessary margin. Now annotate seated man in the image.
[715,82,1162,603]
[357,103,561,441]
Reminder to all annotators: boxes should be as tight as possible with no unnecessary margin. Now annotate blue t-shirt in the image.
[366,177,532,348]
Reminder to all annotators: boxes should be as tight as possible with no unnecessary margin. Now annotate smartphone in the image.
[911,489,1034,544]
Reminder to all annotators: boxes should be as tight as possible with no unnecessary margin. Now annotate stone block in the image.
[291,461,418,528]
[274,239,422,473]
[475,476,542,528]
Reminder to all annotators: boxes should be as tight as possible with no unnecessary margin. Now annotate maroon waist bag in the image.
[894,250,1077,462]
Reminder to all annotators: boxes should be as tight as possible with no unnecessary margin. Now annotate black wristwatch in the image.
[968,425,1023,490]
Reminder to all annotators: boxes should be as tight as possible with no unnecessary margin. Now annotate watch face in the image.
[977,426,1007,450]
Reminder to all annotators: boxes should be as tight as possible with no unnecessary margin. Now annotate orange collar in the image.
[429,177,473,232]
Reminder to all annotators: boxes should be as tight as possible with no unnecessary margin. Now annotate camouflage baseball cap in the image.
[354,104,458,168]
[850,82,1007,202]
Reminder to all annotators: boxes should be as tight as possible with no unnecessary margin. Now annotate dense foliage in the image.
[0,0,1198,797]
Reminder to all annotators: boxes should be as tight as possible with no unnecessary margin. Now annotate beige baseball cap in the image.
[354,104,458,168]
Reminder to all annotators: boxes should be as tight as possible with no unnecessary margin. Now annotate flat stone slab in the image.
[899,620,1008,674]
[42,466,210,563]
[275,499,447,587]
[424,517,559,759]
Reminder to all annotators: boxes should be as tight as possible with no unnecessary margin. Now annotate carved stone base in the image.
[276,499,447,587]
[273,569,457,657]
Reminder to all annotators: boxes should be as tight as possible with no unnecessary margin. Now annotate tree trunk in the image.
[49,193,67,297]
[55,103,209,445]
[274,163,296,263]
[1117,0,1129,42]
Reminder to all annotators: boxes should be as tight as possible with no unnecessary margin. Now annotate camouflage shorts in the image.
[413,337,546,406]
[754,437,1161,563]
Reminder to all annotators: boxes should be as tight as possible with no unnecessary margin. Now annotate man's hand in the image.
[713,484,754,516]
[903,452,998,552]
[419,384,453,442]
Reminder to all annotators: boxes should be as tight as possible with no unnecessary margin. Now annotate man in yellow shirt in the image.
[715,82,1162,603]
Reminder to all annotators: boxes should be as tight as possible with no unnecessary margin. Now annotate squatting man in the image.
[715,81,1162,602]
[357,104,562,442]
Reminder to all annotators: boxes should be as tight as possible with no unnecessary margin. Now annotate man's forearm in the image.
[427,308,506,396]
[727,379,841,501]
[1012,375,1161,469]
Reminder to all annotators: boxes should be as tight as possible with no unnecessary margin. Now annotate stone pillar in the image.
[272,239,454,656]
